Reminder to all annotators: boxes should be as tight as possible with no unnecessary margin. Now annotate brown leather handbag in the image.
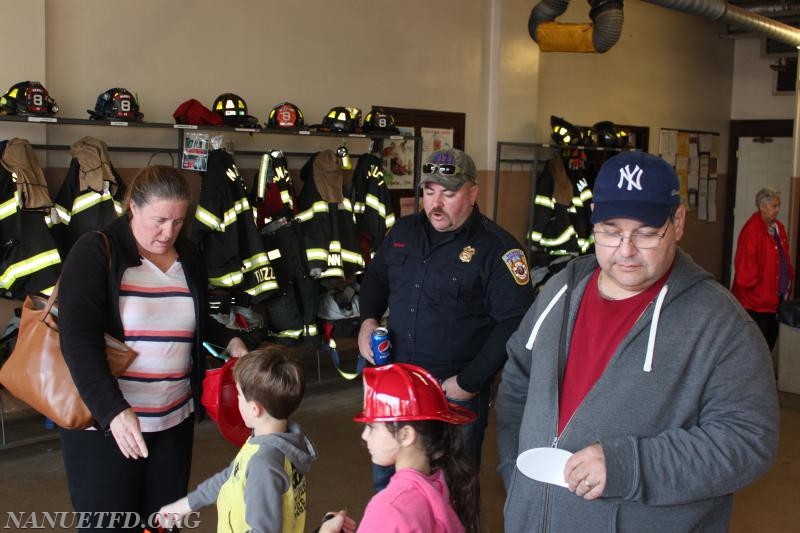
[0,232,137,430]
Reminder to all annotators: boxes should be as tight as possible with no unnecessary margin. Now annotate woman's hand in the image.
[109,408,148,459]
[226,337,249,358]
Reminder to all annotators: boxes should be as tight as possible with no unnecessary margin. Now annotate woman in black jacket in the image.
[58,165,250,532]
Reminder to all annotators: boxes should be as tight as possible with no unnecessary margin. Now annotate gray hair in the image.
[755,187,780,208]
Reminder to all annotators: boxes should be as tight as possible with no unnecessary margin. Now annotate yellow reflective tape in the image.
[272,329,303,339]
[385,213,396,228]
[53,203,71,223]
[241,252,270,272]
[364,194,387,216]
[0,193,20,220]
[539,227,576,247]
[72,190,111,215]
[341,250,365,267]
[319,268,345,279]
[195,206,223,231]
[0,249,62,289]
[306,249,328,262]
[245,280,279,296]
[534,196,554,208]
[208,271,243,287]
[257,154,270,196]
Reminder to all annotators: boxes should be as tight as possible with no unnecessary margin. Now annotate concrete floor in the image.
[1,348,798,532]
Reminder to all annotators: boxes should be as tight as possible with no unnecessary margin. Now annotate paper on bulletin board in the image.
[421,127,454,162]
[707,178,717,222]
[698,178,708,220]
[659,129,678,166]
[383,126,416,189]
[399,196,418,217]
[688,137,699,191]
[699,133,713,153]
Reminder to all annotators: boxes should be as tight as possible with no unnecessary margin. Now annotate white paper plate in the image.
[516,447,573,487]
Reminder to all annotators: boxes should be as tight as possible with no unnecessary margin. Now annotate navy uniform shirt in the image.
[359,206,534,391]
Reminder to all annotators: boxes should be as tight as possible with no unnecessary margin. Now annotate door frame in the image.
[724,119,793,287]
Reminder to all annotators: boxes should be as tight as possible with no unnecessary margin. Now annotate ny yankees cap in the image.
[419,149,477,191]
[591,151,681,228]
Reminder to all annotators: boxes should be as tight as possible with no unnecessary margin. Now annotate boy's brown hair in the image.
[233,347,305,420]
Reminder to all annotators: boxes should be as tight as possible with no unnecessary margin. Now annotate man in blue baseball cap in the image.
[497,151,779,531]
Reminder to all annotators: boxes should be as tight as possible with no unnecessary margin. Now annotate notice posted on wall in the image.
[182,132,210,171]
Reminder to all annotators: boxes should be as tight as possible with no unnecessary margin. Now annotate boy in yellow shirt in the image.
[159,348,316,532]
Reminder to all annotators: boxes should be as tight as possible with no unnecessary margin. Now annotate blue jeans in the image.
[371,384,491,492]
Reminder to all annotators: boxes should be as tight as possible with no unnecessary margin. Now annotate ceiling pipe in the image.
[528,0,800,52]
[642,0,800,48]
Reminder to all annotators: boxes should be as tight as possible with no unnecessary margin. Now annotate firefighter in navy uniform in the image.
[358,148,534,491]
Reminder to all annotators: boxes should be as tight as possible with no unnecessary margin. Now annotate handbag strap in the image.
[42,231,112,315]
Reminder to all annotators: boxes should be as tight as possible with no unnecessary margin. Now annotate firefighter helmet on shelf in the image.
[87,87,143,121]
[0,81,59,116]
[266,101,305,129]
[550,115,583,147]
[213,92,259,128]
[346,107,362,130]
[594,121,630,148]
[322,106,357,133]
[362,108,400,134]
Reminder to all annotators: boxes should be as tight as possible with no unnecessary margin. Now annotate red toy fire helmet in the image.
[173,98,223,126]
[201,358,251,446]
[353,363,476,425]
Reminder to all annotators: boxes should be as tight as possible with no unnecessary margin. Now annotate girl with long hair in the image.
[318,363,480,533]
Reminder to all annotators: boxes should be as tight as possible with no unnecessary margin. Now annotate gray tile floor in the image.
[1,350,798,532]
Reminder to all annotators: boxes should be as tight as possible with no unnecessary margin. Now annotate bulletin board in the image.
[658,128,720,222]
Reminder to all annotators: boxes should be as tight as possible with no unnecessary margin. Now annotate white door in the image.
[731,136,793,283]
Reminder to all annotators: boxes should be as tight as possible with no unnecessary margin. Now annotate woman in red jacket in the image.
[732,187,794,351]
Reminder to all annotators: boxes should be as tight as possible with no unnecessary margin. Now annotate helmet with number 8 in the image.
[0,81,59,116]
[266,101,305,130]
[362,108,400,134]
[87,87,143,121]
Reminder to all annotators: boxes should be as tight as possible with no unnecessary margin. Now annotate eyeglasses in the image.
[422,163,463,176]
[593,220,672,249]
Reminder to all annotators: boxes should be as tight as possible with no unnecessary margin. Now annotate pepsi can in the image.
[370,327,392,365]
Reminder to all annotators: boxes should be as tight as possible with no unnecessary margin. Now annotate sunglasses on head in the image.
[422,163,463,176]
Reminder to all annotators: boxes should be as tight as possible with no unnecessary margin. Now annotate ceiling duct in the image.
[528,0,800,52]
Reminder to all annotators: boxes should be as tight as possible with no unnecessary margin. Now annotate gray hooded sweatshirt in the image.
[496,250,778,532]
[188,421,317,532]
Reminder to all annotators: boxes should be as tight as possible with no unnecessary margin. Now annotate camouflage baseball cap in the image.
[419,149,477,191]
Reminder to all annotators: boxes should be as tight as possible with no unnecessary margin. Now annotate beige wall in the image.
[0,0,742,279]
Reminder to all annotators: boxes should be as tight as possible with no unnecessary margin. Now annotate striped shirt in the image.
[118,257,196,432]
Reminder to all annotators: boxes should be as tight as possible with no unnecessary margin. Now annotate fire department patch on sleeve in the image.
[502,249,530,286]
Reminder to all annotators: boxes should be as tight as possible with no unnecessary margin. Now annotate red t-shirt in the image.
[557,268,669,435]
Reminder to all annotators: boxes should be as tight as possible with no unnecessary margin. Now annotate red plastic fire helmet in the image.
[353,363,476,425]
[201,358,251,446]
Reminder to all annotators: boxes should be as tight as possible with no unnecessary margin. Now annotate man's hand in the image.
[441,376,476,401]
[357,319,379,365]
[564,443,606,500]
[109,408,148,459]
